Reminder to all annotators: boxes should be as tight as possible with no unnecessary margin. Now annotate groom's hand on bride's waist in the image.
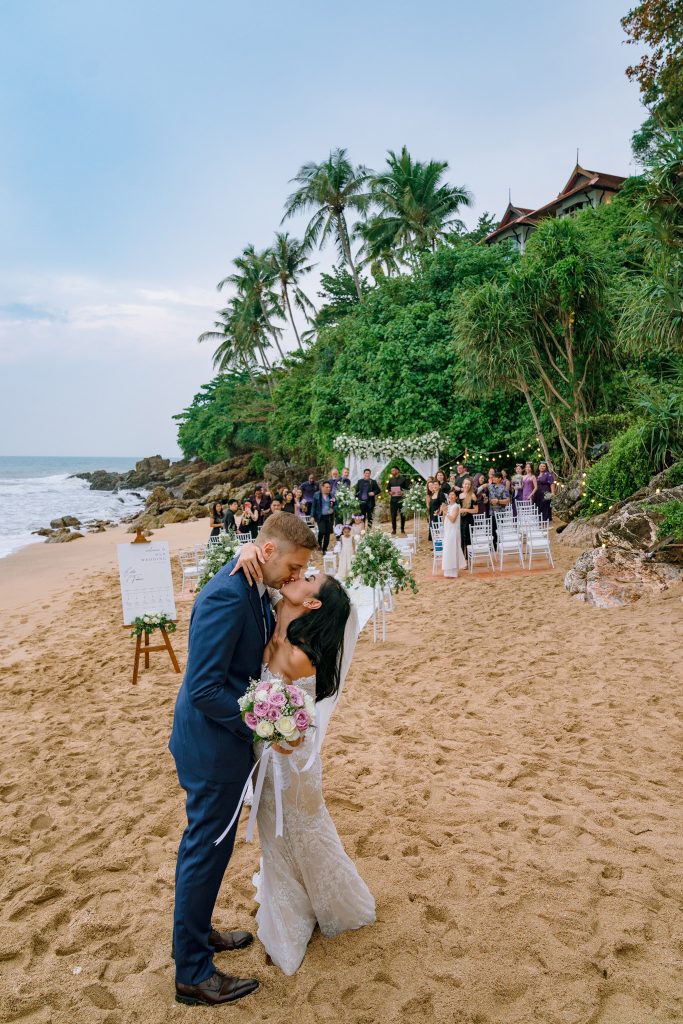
[230,543,266,586]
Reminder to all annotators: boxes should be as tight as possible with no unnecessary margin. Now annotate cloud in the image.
[0,273,221,365]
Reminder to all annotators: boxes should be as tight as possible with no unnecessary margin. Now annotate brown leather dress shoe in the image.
[175,968,259,1006]
[209,927,253,952]
[171,927,254,960]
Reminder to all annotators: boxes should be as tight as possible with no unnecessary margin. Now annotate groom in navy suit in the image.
[169,513,317,1006]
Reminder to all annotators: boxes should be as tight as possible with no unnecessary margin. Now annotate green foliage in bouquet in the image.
[402,480,427,515]
[197,533,240,592]
[130,613,177,638]
[347,528,418,593]
[333,483,359,522]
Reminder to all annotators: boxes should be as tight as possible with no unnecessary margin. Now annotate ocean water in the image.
[0,456,148,559]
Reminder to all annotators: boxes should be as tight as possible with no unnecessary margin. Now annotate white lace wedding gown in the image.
[253,666,376,975]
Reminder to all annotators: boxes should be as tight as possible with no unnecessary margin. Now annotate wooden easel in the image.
[126,530,181,684]
[128,624,181,684]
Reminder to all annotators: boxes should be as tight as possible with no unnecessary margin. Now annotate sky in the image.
[0,0,645,458]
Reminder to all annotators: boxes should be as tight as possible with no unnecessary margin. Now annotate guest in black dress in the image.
[426,480,444,547]
[457,478,478,553]
[238,500,259,539]
[281,490,296,514]
[209,502,224,538]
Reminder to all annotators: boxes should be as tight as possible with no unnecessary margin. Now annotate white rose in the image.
[275,716,297,738]
[303,694,315,715]
[254,688,270,704]
[256,720,274,739]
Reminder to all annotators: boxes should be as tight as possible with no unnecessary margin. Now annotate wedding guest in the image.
[426,480,444,547]
[327,468,343,497]
[209,502,224,538]
[442,490,466,578]
[521,462,538,503]
[262,499,283,522]
[250,486,272,526]
[223,499,239,534]
[340,467,352,489]
[292,487,306,518]
[472,470,489,516]
[453,462,470,493]
[488,470,510,549]
[511,463,524,511]
[354,469,380,528]
[448,472,458,492]
[457,477,478,552]
[435,470,450,498]
[500,468,511,493]
[238,500,259,539]
[312,481,335,554]
[299,473,319,504]
[281,490,295,514]
[535,461,556,522]
[386,465,409,536]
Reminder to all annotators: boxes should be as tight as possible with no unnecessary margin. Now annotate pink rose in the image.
[294,709,310,731]
[287,685,305,707]
[254,702,269,718]
[265,706,280,722]
[269,691,286,708]
[245,712,258,730]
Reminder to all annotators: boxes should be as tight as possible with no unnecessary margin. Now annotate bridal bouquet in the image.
[238,675,316,747]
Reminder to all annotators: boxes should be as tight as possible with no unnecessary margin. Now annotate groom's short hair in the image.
[258,511,317,550]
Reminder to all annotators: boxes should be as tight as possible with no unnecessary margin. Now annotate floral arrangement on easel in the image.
[197,532,240,592]
[346,529,418,594]
[333,484,359,522]
[402,480,427,515]
[130,612,177,638]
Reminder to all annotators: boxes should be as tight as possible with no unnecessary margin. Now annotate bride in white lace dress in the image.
[253,571,375,975]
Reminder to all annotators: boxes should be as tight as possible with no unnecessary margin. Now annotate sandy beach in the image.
[1,523,683,1024]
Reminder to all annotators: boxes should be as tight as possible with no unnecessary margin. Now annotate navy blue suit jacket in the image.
[169,557,267,784]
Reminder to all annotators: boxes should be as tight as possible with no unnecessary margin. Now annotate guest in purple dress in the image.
[521,462,537,503]
[535,462,556,522]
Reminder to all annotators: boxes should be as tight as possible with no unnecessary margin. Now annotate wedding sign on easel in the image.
[117,537,181,684]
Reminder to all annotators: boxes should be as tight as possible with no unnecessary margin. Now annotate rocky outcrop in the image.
[50,515,81,529]
[565,547,683,608]
[44,529,84,544]
[564,484,683,607]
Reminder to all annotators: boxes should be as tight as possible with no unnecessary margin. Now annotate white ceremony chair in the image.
[236,531,253,545]
[472,513,493,536]
[526,521,554,569]
[432,536,443,575]
[323,552,337,575]
[497,520,524,570]
[178,548,200,595]
[468,522,496,574]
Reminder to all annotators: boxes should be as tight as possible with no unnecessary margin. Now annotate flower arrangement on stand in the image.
[130,612,177,638]
[196,532,240,592]
[333,484,359,522]
[346,528,417,642]
[402,481,427,546]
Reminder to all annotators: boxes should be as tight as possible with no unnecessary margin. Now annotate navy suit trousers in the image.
[172,763,248,985]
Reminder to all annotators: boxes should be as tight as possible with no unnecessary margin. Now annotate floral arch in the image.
[333,432,446,483]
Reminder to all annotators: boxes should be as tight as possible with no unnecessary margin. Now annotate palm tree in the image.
[282,148,371,300]
[198,300,261,382]
[267,233,316,349]
[366,146,473,264]
[218,244,286,361]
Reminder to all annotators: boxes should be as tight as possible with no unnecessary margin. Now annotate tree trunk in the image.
[283,283,303,350]
[520,381,554,471]
[337,212,363,300]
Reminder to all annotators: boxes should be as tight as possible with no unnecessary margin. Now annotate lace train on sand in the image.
[253,670,375,975]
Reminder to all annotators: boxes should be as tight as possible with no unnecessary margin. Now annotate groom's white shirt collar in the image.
[257,582,266,598]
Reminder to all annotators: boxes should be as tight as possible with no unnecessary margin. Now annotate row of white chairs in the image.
[431,508,554,575]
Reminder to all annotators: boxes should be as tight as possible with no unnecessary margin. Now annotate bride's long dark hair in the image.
[286,576,351,702]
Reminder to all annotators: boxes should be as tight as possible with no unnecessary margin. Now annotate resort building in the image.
[484,163,627,252]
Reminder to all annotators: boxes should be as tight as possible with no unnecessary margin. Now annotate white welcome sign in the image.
[117,541,177,625]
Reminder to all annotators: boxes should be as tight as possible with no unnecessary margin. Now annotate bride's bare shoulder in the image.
[284,642,315,680]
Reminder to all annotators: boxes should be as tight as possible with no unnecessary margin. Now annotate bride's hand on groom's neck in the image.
[230,543,266,586]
